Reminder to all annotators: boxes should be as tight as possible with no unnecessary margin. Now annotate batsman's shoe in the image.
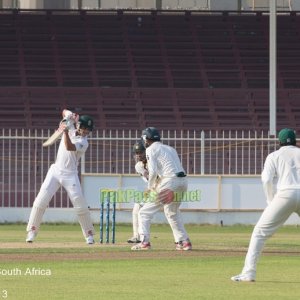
[26,230,37,243]
[231,274,255,282]
[131,242,151,251]
[86,235,95,244]
[127,237,141,244]
[175,239,192,251]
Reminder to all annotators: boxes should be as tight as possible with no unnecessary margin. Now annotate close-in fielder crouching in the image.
[127,141,148,244]
[26,110,95,244]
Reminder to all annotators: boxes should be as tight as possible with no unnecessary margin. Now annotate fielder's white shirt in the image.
[261,145,300,204]
[135,161,148,183]
[146,142,185,190]
[54,127,88,172]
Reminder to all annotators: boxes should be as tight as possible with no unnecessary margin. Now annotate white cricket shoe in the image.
[175,239,192,251]
[231,274,255,282]
[131,242,151,250]
[127,236,141,244]
[26,230,37,243]
[86,235,95,244]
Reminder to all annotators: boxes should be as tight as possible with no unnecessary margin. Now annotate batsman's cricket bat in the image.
[42,121,65,147]
[42,110,79,147]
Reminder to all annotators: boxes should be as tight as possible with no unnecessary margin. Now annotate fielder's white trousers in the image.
[27,164,95,238]
[132,203,142,239]
[138,177,189,243]
[242,189,300,278]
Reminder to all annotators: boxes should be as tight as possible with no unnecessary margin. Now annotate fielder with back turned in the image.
[26,109,95,244]
[231,128,300,282]
[131,127,192,251]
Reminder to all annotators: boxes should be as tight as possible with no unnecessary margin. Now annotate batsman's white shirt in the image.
[146,142,185,190]
[261,145,300,204]
[55,128,88,172]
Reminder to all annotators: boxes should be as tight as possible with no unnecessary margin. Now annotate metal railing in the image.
[84,129,277,175]
[0,129,278,208]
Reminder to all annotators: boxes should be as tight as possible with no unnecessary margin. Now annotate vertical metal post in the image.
[111,192,116,244]
[105,194,110,243]
[237,0,242,11]
[13,0,18,8]
[269,0,277,136]
[156,0,162,9]
[99,195,104,243]
[200,131,205,175]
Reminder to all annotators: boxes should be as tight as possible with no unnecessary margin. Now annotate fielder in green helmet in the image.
[231,128,300,282]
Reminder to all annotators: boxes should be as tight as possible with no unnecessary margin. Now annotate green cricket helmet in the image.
[141,127,161,141]
[133,140,146,153]
[278,128,296,145]
[78,115,94,131]
[132,140,146,163]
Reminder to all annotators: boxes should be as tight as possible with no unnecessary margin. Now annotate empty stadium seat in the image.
[0,9,300,131]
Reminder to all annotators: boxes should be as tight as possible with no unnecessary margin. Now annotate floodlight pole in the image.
[269,0,277,136]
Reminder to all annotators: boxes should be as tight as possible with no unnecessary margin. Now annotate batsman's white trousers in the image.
[138,177,189,243]
[27,164,95,237]
[242,189,300,278]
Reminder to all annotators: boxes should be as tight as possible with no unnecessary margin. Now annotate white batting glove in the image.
[62,109,79,123]
[62,109,72,119]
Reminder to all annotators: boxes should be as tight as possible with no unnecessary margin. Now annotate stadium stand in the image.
[3,8,298,208]
[0,9,300,131]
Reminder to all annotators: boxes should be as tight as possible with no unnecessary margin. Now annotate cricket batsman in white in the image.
[26,110,95,244]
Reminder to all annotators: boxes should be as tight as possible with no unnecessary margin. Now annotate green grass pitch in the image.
[0,223,300,300]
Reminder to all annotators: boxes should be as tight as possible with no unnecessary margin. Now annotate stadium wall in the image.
[1,175,300,226]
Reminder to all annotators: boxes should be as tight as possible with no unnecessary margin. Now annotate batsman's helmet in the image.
[78,115,94,131]
[141,127,161,142]
[278,128,296,146]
